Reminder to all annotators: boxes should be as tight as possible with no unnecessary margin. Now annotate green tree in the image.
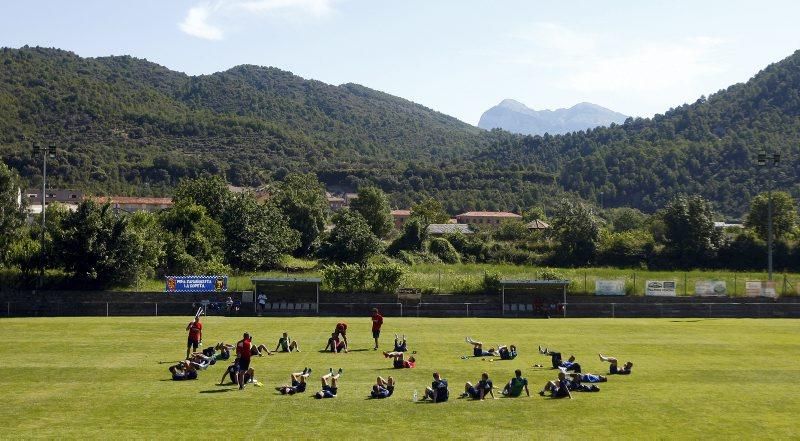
[745,191,798,242]
[428,237,460,263]
[522,206,547,223]
[494,220,530,241]
[388,218,428,254]
[549,199,600,266]
[173,176,232,221]
[53,201,158,287]
[410,197,449,225]
[0,162,25,265]
[350,186,393,238]
[319,210,382,264]
[661,195,721,268]
[220,193,300,270]
[272,173,328,255]
[159,201,227,275]
[606,207,648,233]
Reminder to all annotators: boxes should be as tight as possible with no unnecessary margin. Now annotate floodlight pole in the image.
[33,143,51,287]
[757,151,780,281]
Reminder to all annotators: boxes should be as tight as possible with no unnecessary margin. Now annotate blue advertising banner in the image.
[165,275,228,293]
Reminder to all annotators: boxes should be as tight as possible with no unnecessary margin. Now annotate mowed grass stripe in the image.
[0,317,798,439]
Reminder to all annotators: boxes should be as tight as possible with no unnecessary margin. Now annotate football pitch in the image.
[1,317,798,439]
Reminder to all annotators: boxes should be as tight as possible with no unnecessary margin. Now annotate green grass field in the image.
[1,317,799,439]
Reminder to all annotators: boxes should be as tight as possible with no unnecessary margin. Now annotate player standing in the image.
[236,332,252,390]
[185,314,202,360]
[371,308,383,350]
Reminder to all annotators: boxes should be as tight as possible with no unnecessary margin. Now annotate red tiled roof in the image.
[391,210,412,216]
[456,211,521,218]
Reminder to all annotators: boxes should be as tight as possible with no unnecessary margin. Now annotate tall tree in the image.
[220,193,299,270]
[158,201,226,275]
[410,197,450,226]
[350,186,393,238]
[661,195,721,268]
[272,173,328,255]
[173,176,232,221]
[53,201,158,287]
[319,210,382,264]
[549,198,600,266]
[745,191,798,242]
[0,163,24,266]
[388,217,428,254]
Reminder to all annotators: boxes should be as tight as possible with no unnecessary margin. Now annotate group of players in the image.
[170,307,634,400]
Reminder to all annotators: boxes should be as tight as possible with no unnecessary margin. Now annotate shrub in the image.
[372,262,406,294]
[482,270,502,294]
[322,263,369,293]
[428,237,460,264]
[537,268,565,280]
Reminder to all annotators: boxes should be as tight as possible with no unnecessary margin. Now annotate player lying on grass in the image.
[324,332,348,353]
[383,351,416,368]
[461,372,495,400]
[422,372,449,403]
[568,373,607,383]
[498,344,517,360]
[538,371,573,399]
[315,368,343,399]
[564,373,601,392]
[370,376,395,399]
[202,343,233,360]
[599,353,633,375]
[465,337,499,357]
[274,332,300,352]
[169,361,198,381]
[502,369,530,397]
[275,368,312,395]
[393,334,408,352]
[538,346,582,372]
[186,352,216,368]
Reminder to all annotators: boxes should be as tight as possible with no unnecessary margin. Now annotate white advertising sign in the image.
[645,280,677,297]
[695,280,727,297]
[595,280,626,296]
[746,281,778,298]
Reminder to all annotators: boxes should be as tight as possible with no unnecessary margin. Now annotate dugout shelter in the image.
[251,277,321,314]
[500,279,570,317]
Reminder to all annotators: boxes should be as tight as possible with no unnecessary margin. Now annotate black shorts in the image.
[238,358,251,371]
[187,338,199,350]
[373,330,380,339]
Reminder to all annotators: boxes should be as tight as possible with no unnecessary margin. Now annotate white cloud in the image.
[513,22,597,55]
[179,0,335,40]
[179,3,224,41]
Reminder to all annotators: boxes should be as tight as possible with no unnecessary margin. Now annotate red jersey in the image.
[237,339,252,360]
[188,321,202,342]
[403,360,415,368]
[371,313,383,331]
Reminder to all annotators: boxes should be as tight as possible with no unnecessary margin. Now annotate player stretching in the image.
[599,353,633,375]
[315,368,343,399]
[276,368,312,395]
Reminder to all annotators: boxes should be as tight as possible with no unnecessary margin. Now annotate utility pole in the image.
[757,151,780,281]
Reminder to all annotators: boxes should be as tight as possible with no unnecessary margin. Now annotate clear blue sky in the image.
[2,0,799,125]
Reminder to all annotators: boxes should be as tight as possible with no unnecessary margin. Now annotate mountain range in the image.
[1,46,799,216]
[478,99,628,135]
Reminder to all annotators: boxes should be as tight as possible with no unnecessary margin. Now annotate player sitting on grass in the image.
[370,376,395,399]
[465,337,499,357]
[275,368,312,395]
[538,371,573,399]
[422,372,449,403]
[599,353,633,375]
[169,361,198,381]
[220,359,240,385]
[498,345,517,360]
[462,372,495,400]
[393,334,408,352]
[324,332,348,353]
[274,332,300,353]
[383,351,416,368]
[538,346,582,372]
[502,369,530,397]
[315,368,343,399]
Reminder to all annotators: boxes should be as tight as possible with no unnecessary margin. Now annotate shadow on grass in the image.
[200,389,234,394]
[670,319,704,323]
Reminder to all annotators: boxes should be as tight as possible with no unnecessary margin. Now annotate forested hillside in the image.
[1,46,799,216]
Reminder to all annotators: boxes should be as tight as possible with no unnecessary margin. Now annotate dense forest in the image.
[1,46,799,216]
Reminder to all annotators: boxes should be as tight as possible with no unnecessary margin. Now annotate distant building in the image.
[455,211,522,227]
[90,196,173,213]
[344,193,359,205]
[24,188,83,206]
[391,209,412,229]
[714,221,744,229]
[525,219,551,230]
[427,223,472,235]
[328,195,345,211]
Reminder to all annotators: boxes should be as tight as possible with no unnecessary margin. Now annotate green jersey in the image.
[508,377,528,397]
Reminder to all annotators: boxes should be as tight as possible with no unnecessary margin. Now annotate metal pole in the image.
[501,285,505,317]
[316,283,320,315]
[155,303,158,316]
[767,174,773,281]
